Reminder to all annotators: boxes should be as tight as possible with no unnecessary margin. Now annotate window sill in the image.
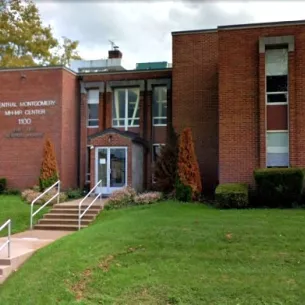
[87,126,99,128]
[266,102,288,106]
[153,124,167,127]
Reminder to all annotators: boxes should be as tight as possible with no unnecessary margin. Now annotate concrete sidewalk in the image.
[0,229,72,284]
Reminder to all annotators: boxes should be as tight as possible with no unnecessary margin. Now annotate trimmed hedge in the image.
[0,178,7,194]
[215,183,249,209]
[254,168,304,208]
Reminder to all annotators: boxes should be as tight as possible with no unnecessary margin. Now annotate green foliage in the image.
[0,178,7,194]
[104,186,136,210]
[3,188,20,195]
[254,168,304,208]
[153,126,179,193]
[215,183,249,209]
[0,0,81,67]
[175,178,192,202]
[65,188,83,200]
[39,174,58,192]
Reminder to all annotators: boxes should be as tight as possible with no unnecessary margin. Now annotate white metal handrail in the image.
[30,180,60,229]
[0,219,11,258]
[78,180,102,230]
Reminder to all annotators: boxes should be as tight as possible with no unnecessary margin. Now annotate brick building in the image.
[0,19,304,194]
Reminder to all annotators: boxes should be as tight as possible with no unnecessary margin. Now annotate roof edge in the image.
[78,67,172,76]
[172,19,305,36]
[218,19,305,31]
[172,28,217,36]
[0,65,77,75]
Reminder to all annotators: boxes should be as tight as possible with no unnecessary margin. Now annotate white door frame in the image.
[95,146,128,195]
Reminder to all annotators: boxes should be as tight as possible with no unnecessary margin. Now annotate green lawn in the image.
[0,195,49,236]
[1,202,305,304]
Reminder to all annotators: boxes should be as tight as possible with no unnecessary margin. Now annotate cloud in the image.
[35,1,305,69]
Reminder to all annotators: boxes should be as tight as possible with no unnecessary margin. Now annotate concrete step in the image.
[34,224,87,231]
[53,204,102,210]
[48,208,100,215]
[38,218,91,226]
[44,213,96,220]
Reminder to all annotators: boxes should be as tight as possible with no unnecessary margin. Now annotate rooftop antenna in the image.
[109,40,119,50]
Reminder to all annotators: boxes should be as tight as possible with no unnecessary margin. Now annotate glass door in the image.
[96,147,127,195]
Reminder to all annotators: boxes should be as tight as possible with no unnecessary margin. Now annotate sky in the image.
[35,0,305,70]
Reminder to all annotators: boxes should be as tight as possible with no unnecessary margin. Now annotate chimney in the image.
[108,49,123,59]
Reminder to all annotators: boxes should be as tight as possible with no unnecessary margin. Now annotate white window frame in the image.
[152,143,165,183]
[87,89,99,128]
[265,48,288,106]
[153,86,167,126]
[152,143,165,162]
[112,88,140,130]
[86,145,91,182]
[266,130,289,168]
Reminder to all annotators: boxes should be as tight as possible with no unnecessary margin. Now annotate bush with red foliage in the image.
[177,127,202,200]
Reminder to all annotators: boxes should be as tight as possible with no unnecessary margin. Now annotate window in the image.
[266,132,289,167]
[87,89,99,127]
[86,146,91,182]
[152,144,165,162]
[153,86,167,126]
[113,88,140,129]
[265,48,288,105]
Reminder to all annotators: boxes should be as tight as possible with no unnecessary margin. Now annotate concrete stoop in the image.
[0,230,72,284]
[34,198,105,231]
[0,197,106,284]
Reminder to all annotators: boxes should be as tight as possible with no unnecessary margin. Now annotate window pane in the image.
[153,86,167,124]
[267,132,288,150]
[88,119,99,127]
[112,119,125,127]
[88,104,98,120]
[113,89,126,120]
[267,75,287,92]
[266,132,289,167]
[127,88,140,126]
[265,48,288,76]
[127,119,139,126]
[267,153,289,167]
[267,93,287,104]
[153,144,164,162]
[88,89,99,104]
[153,118,167,125]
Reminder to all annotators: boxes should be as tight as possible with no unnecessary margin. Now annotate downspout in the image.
[77,78,82,188]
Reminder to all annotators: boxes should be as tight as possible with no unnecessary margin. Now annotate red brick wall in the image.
[0,68,63,189]
[218,24,305,185]
[79,70,172,190]
[172,31,219,192]
[61,69,78,189]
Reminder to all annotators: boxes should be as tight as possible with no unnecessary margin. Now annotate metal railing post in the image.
[57,181,60,205]
[8,220,11,258]
[30,203,33,230]
[78,180,102,231]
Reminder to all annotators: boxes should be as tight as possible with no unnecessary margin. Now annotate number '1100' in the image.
[18,118,32,125]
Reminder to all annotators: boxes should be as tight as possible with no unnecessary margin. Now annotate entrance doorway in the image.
[95,147,127,195]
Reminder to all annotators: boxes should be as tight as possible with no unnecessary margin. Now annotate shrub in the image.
[153,126,179,193]
[254,168,304,208]
[175,178,192,202]
[215,183,249,209]
[177,127,202,200]
[134,192,163,205]
[21,188,67,205]
[0,178,7,194]
[3,188,21,195]
[66,188,83,200]
[104,186,136,210]
[39,137,59,191]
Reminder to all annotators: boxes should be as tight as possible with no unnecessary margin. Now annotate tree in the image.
[153,125,178,194]
[0,0,81,68]
[176,127,202,200]
[39,137,59,191]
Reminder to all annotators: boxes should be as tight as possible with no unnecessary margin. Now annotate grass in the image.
[0,195,49,236]
[1,201,305,304]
